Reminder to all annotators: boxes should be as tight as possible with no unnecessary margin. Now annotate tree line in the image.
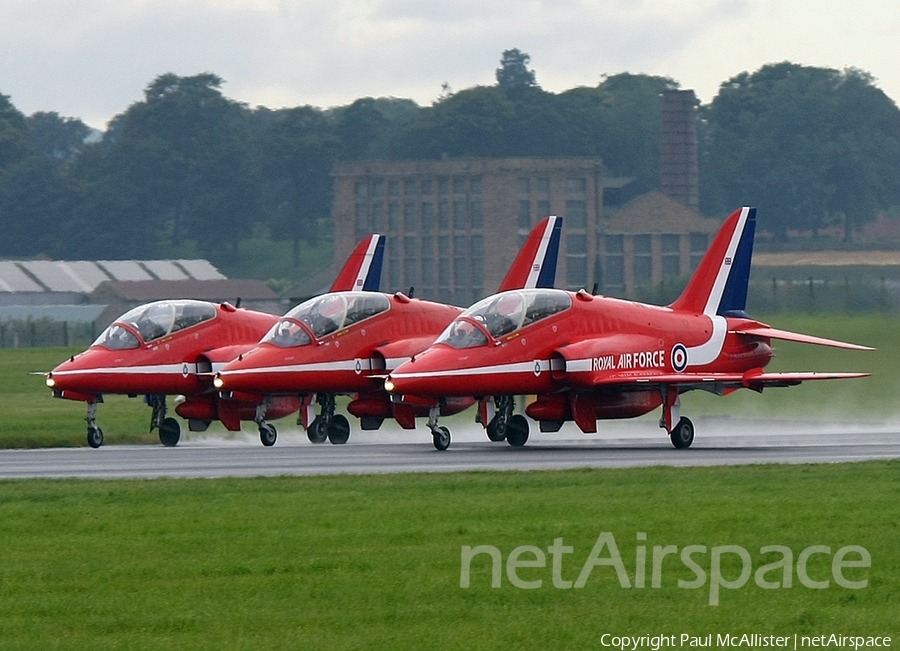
[1,51,899,266]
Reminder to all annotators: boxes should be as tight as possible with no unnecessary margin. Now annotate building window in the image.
[355,202,369,231]
[518,177,530,194]
[566,256,587,289]
[605,256,625,290]
[371,203,384,231]
[604,234,624,254]
[537,200,550,219]
[421,179,433,195]
[454,235,468,255]
[372,179,384,198]
[404,201,416,231]
[438,177,450,196]
[355,181,368,199]
[536,177,550,194]
[662,234,681,276]
[471,200,483,228]
[404,178,417,196]
[471,177,483,194]
[453,176,467,194]
[633,234,652,285]
[567,234,586,255]
[566,177,586,195]
[518,200,531,229]
[421,202,434,232]
[438,201,451,230]
[388,180,400,197]
[453,201,467,229]
[566,200,586,229]
[690,233,708,270]
[404,257,417,287]
[388,202,400,232]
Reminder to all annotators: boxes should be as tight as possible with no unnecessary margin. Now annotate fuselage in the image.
[215,291,464,396]
[48,300,279,399]
[387,288,773,399]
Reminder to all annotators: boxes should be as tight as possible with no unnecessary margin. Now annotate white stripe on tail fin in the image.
[497,216,562,292]
[330,234,385,292]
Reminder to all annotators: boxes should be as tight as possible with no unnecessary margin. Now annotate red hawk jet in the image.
[385,207,872,449]
[212,216,563,448]
[45,235,386,448]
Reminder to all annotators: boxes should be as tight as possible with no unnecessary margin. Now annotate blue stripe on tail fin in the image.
[717,207,755,317]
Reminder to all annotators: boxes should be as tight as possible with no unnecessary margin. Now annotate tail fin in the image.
[497,216,563,292]
[670,207,756,316]
[330,234,385,292]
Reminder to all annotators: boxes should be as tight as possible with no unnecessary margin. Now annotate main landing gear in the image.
[149,394,181,447]
[305,393,351,445]
[484,396,530,447]
[669,417,694,449]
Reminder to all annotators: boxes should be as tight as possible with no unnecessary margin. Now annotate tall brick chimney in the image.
[660,90,699,212]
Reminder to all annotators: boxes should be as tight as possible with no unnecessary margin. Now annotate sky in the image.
[1,0,899,130]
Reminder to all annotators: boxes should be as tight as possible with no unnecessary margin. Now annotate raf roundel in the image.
[671,344,688,373]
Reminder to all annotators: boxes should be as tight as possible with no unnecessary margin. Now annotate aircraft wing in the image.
[581,369,870,393]
[731,325,874,350]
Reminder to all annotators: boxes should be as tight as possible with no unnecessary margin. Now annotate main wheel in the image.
[159,417,181,447]
[87,426,104,449]
[432,426,451,451]
[670,416,694,449]
[307,417,328,444]
[486,417,507,442]
[505,414,530,447]
[327,414,351,445]
[259,423,277,447]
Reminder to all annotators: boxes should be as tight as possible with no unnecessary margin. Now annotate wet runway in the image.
[1,417,898,480]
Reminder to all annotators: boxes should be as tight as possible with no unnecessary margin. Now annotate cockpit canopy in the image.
[437,289,571,349]
[263,292,391,348]
[93,300,218,350]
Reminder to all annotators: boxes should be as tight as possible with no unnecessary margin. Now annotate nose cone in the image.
[48,349,111,394]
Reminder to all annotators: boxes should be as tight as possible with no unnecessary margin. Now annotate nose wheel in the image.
[427,406,451,450]
[159,417,181,447]
[87,425,103,448]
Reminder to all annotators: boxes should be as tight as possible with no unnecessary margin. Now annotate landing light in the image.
[213,375,224,389]
[46,375,55,388]
[384,378,395,392]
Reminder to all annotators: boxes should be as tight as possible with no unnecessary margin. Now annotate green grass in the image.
[0,463,896,649]
[1,313,895,448]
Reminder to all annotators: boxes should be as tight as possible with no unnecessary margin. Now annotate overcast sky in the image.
[2,0,898,130]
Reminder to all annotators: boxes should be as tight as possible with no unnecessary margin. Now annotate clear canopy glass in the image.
[93,300,217,349]
[437,289,571,349]
[265,292,391,346]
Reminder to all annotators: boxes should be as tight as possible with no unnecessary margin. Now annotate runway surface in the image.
[1,417,898,480]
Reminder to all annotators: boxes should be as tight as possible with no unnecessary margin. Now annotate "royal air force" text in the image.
[591,350,666,372]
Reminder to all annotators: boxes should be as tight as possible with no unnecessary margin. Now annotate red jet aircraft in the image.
[212,216,563,449]
[385,207,873,449]
[45,234,386,448]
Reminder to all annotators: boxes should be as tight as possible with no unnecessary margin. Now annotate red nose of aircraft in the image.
[47,349,114,395]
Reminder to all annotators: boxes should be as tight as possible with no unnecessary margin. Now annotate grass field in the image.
[0,463,897,650]
[1,313,895,448]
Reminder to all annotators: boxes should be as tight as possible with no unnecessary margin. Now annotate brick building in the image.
[333,157,632,305]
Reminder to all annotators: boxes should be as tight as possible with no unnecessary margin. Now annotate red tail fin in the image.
[330,234,385,292]
[670,207,755,316]
[497,216,562,292]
